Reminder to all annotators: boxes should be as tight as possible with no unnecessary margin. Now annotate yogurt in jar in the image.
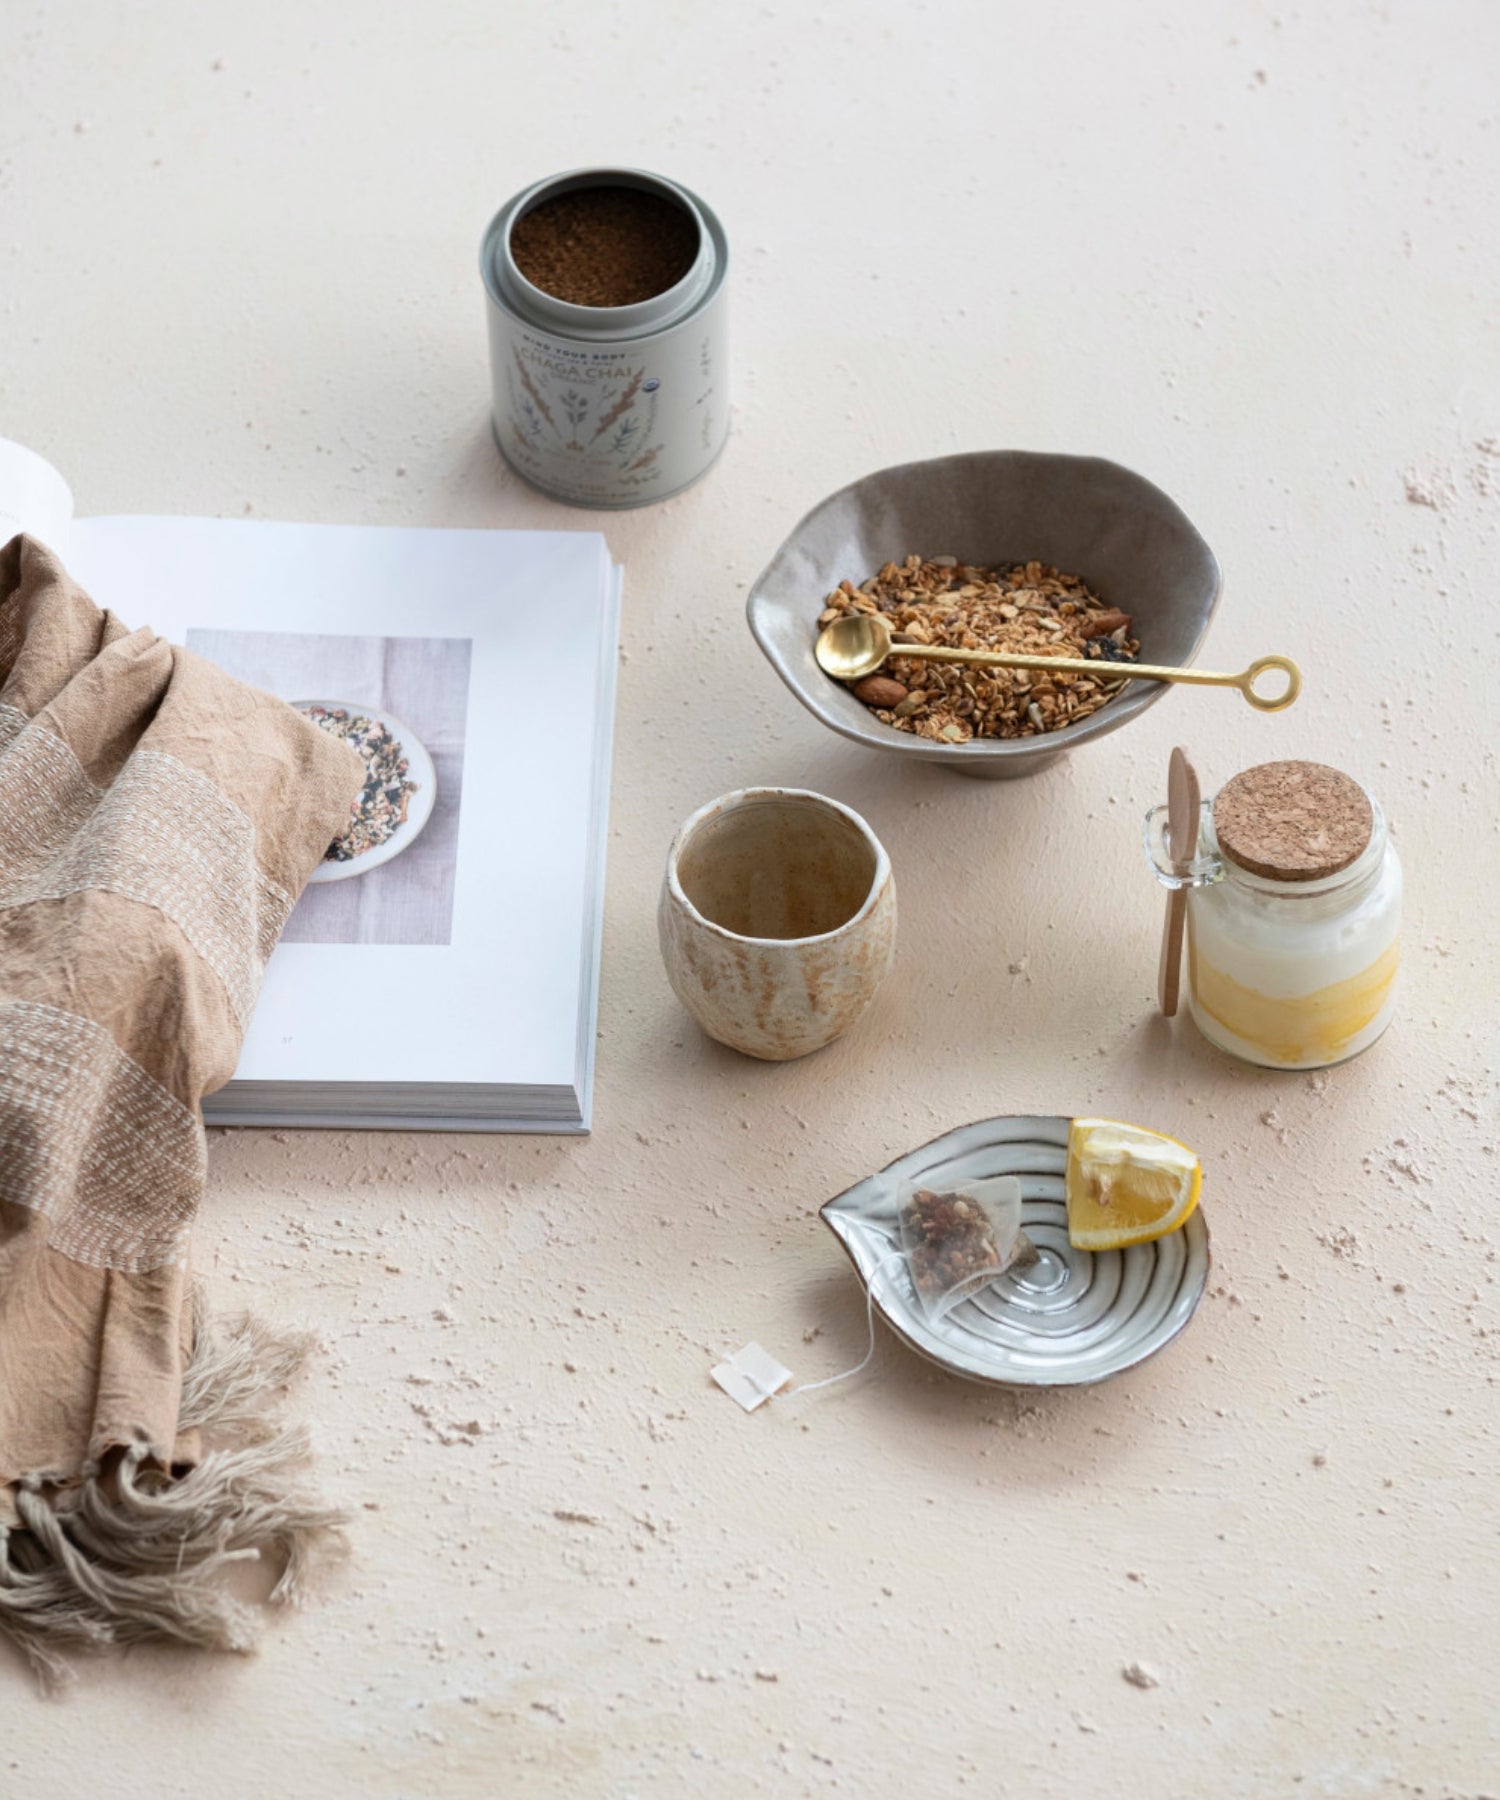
[1150,761,1401,1071]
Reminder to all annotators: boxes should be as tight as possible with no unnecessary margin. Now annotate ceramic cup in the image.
[658,787,897,1061]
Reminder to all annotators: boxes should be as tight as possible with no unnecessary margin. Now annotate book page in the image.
[0,437,75,554]
[65,512,616,1096]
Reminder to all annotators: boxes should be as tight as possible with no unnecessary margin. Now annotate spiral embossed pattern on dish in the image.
[821,1115,1210,1388]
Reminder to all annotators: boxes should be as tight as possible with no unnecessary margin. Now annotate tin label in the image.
[505,332,665,494]
[489,314,726,507]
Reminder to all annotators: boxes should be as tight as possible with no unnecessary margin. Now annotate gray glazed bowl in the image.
[746,450,1223,778]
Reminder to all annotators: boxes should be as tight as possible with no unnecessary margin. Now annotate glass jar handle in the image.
[1143,801,1223,890]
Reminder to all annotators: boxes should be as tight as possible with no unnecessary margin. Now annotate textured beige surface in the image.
[3,1,1498,1793]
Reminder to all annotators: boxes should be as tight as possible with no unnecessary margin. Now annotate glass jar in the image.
[1146,764,1401,1070]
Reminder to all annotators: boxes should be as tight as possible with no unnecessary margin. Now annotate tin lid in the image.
[1212,760,1374,882]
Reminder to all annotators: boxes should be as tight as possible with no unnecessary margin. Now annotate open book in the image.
[0,438,621,1132]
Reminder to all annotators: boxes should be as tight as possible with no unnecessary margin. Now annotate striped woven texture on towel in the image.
[0,535,363,1684]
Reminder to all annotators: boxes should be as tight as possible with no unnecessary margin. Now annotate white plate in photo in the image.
[821,1115,1210,1388]
[293,699,438,885]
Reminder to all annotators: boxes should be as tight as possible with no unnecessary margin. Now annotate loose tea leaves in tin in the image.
[510,185,700,308]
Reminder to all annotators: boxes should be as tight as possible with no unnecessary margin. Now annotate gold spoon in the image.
[815,613,1302,712]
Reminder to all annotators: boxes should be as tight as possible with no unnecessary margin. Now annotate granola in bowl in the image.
[820,555,1140,743]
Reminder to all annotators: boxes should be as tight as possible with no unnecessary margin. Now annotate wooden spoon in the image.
[1158,746,1200,1017]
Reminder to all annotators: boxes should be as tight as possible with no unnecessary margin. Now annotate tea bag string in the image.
[785,1250,906,1398]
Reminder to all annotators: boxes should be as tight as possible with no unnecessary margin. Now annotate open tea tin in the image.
[480,167,729,509]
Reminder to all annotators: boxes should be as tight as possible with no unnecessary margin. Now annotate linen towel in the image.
[0,535,364,1681]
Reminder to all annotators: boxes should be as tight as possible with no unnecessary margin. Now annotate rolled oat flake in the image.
[481,167,729,509]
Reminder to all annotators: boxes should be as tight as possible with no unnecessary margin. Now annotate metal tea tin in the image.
[480,167,729,509]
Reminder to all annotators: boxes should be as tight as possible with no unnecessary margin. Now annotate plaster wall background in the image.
[2,2,1497,1794]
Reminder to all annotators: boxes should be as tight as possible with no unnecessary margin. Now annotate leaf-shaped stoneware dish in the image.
[820,1115,1210,1388]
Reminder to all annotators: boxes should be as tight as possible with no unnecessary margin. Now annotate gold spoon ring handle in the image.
[1239,654,1302,712]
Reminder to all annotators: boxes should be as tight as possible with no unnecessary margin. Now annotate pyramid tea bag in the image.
[897,1174,1036,1323]
[709,1173,1039,1416]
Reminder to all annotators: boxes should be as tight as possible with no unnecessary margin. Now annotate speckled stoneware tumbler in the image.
[481,167,729,508]
[658,788,897,1061]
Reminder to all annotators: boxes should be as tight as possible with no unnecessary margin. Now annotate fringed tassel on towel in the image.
[0,1295,346,1688]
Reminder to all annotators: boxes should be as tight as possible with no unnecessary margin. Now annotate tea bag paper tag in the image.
[711,1342,793,1413]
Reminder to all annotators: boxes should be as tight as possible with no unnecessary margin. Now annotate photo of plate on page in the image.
[294,702,438,886]
[0,436,622,1132]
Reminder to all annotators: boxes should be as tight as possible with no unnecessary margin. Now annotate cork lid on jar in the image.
[1213,760,1374,882]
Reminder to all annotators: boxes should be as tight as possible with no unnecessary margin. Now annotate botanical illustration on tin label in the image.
[507,342,665,494]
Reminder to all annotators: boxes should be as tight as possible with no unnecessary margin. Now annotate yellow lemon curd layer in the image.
[1189,936,1399,1067]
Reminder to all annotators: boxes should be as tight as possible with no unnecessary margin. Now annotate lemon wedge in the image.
[1065,1118,1202,1252]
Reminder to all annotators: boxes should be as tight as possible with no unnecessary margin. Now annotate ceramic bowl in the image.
[746,450,1222,779]
[658,787,896,1060]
